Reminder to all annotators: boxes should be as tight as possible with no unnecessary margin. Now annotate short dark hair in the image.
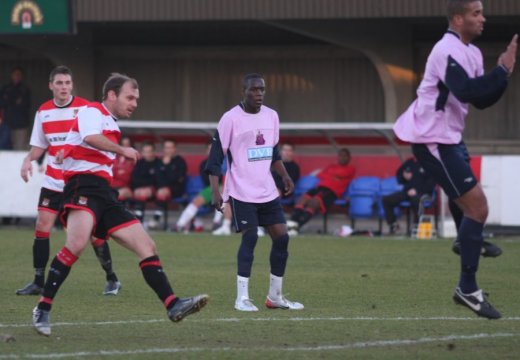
[282,142,295,149]
[102,73,138,100]
[242,73,264,89]
[446,0,477,20]
[49,65,73,83]
[339,148,351,157]
[141,141,155,150]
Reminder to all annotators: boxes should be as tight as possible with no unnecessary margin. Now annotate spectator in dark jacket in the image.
[0,67,31,150]
[382,157,435,234]
[272,143,300,198]
[131,142,160,222]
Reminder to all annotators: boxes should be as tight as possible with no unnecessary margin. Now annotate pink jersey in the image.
[29,96,90,192]
[219,105,280,203]
[62,102,121,184]
[394,32,484,144]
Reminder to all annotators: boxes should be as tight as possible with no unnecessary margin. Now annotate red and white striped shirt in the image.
[30,96,90,192]
[62,102,121,184]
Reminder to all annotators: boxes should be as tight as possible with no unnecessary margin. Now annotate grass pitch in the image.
[1,228,520,359]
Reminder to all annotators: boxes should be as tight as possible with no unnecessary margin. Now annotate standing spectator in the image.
[0,111,12,149]
[0,67,31,150]
[286,148,355,236]
[112,136,135,204]
[393,0,516,318]
[382,157,435,234]
[131,142,160,222]
[206,73,303,312]
[272,142,300,198]
[151,139,187,229]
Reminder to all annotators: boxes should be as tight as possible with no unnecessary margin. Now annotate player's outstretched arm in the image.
[84,134,139,163]
[20,146,46,182]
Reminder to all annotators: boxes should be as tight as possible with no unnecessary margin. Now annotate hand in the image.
[282,176,294,196]
[211,190,224,212]
[498,34,518,74]
[407,188,417,197]
[403,171,413,181]
[20,158,32,182]
[121,147,140,163]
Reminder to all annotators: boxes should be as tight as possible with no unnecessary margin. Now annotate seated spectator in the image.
[286,148,355,236]
[382,157,435,234]
[112,136,135,204]
[131,142,160,222]
[272,142,300,198]
[175,142,223,232]
[150,139,187,228]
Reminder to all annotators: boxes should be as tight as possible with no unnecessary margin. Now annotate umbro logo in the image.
[241,220,248,224]
[464,177,474,183]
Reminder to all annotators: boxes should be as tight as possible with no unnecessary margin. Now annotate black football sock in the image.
[38,247,78,311]
[237,228,258,277]
[92,239,118,282]
[270,234,289,277]
[140,256,177,310]
[458,217,484,293]
[33,231,50,287]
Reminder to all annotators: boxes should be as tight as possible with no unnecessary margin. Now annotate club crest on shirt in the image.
[41,198,50,207]
[255,131,265,145]
[78,196,88,206]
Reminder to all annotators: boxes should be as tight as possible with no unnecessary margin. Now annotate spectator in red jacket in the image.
[287,148,355,235]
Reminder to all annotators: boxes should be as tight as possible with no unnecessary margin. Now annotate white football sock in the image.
[213,210,223,224]
[176,203,198,228]
[237,275,250,300]
[268,274,283,300]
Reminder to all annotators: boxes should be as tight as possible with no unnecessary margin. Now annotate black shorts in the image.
[60,174,139,240]
[412,142,476,199]
[38,188,63,214]
[305,186,337,213]
[229,196,286,233]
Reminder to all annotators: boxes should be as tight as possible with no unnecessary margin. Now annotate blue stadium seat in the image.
[347,176,381,232]
[378,176,403,220]
[294,175,319,198]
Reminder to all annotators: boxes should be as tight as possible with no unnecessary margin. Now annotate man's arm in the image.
[84,134,139,162]
[272,160,294,196]
[205,130,226,210]
[20,146,46,182]
[445,56,509,109]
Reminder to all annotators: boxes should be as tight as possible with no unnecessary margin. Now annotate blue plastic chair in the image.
[294,175,319,198]
[347,176,381,231]
[378,176,403,220]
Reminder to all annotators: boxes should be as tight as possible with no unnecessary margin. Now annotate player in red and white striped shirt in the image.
[32,73,208,336]
[17,66,120,297]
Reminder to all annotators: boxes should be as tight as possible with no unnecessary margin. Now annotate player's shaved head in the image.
[242,73,264,89]
[102,73,138,101]
[447,0,480,20]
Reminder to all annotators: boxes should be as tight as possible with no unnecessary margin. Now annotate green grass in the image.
[1,228,520,359]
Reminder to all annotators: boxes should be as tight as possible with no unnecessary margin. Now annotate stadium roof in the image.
[77,0,520,22]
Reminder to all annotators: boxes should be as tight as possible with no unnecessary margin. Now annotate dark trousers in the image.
[382,191,420,225]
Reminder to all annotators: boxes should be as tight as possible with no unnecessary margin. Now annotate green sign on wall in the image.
[0,0,74,34]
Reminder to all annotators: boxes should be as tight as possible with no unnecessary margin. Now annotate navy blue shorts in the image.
[60,174,139,240]
[412,142,476,199]
[229,196,286,233]
[38,187,63,215]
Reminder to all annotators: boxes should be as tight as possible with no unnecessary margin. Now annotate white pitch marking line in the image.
[0,332,518,359]
[2,316,520,329]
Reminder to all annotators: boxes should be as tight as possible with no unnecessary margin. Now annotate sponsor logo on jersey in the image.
[247,147,273,162]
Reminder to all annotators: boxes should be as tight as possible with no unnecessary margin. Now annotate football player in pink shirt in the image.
[394,0,517,319]
[206,73,304,312]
